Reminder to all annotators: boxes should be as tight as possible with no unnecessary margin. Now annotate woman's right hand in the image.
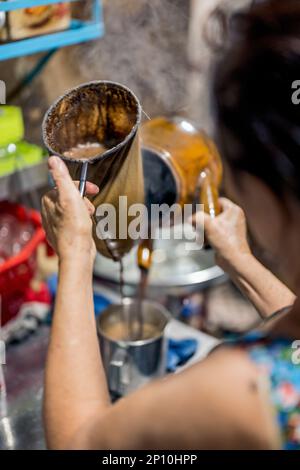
[192,197,252,272]
[41,156,99,263]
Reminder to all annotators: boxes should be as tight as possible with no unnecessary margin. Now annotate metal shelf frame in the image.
[0,0,79,12]
[0,0,104,61]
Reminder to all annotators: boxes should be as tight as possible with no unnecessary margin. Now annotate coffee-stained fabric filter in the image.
[42,81,144,259]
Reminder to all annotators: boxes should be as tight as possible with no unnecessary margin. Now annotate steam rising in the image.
[72,0,252,131]
[73,0,190,119]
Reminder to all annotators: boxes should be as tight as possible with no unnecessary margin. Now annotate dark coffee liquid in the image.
[133,269,148,340]
[119,259,128,337]
[118,258,151,341]
[132,239,153,340]
[119,259,125,301]
[63,142,108,160]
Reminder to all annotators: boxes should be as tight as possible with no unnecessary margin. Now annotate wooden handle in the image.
[199,169,221,218]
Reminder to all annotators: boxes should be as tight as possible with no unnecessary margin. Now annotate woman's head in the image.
[214,0,300,286]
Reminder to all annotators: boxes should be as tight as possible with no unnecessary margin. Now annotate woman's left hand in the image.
[192,197,251,273]
[41,156,99,262]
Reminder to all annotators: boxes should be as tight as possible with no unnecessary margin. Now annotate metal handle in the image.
[109,348,129,395]
[196,168,221,250]
[199,169,221,218]
[79,161,89,198]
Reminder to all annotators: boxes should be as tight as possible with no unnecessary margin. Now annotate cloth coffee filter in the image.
[42,81,144,259]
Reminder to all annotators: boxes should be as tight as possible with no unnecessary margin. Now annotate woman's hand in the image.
[41,156,99,262]
[192,197,251,272]
[192,197,296,319]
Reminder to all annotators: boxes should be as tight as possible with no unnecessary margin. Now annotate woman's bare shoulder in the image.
[178,346,281,449]
[78,347,280,450]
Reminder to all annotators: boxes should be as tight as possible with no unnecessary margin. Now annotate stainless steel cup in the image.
[97,298,170,397]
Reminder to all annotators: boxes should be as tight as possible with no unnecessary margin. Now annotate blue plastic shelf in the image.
[0,0,104,61]
[0,0,79,12]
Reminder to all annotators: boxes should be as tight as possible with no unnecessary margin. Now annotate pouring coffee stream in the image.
[132,238,153,340]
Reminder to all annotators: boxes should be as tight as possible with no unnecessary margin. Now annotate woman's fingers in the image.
[218,197,236,211]
[42,158,96,260]
[190,198,235,228]
[190,197,240,228]
[50,180,99,197]
[74,181,99,196]
[190,210,209,228]
[48,156,77,203]
[84,198,96,216]
[43,188,96,219]
[48,156,99,197]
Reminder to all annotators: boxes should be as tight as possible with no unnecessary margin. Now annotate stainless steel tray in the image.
[94,225,227,295]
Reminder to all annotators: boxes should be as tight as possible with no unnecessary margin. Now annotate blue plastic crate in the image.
[0,0,104,61]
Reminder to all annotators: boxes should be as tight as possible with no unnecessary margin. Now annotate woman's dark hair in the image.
[214,0,300,199]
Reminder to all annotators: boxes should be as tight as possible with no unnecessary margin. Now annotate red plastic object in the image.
[0,201,46,325]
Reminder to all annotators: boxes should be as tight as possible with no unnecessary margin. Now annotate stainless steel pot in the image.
[97,298,170,397]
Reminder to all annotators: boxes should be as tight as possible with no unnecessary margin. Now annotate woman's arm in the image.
[193,198,296,319]
[42,157,110,448]
[44,254,111,448]
[224,252,295,320]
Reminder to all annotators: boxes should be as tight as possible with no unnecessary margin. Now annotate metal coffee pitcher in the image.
[141,116,222,218]
[135,116,222,272]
